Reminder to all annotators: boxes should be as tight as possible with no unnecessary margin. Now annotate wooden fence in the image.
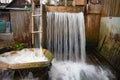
[10,10,31,45]
[102,0,120,17]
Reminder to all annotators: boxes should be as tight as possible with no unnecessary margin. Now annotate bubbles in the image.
[0,48,48,64]
[49,61,115,80]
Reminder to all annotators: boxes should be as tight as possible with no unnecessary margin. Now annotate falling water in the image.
[0,70,14,80]
[47,12,86,62]
[47,12,115,80]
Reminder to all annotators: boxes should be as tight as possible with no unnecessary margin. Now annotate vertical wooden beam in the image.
[42,5,47,48]
[85,4,102,48]
[65,0,67,6]
[31,1,35,46]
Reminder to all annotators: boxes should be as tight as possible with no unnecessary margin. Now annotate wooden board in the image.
[45,5,85,12]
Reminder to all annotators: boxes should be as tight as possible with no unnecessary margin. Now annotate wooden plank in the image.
[86,4,102,14]
[31,31,42,34]
[86,14,101,47]
[8,62,49,70]
[32,14,42,17]
[31,1,35,46]
[103,0,120,16]
[74,0,86,5]
[10,10,31,43]
[45,5,85,12]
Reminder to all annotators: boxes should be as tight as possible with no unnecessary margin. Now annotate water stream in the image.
[46,12,115,80]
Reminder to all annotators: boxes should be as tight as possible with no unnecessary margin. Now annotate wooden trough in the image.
[0,48,53,70]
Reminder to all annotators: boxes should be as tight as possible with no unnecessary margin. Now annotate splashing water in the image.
[0,70,14,80]
[47,12,115,80]
[49,61,114,80]
[0,48,48,64]
[22,72,39,80]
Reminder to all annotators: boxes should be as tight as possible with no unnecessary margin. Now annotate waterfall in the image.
[47,12,115,80]
[47,12,86,62]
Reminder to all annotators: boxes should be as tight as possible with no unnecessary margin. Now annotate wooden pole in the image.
[31,0,35,46]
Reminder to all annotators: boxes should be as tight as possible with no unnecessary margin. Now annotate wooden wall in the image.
[85,4,103,48]
[98,0,120,73]
[10,10,31,45]
[102,0,120,17]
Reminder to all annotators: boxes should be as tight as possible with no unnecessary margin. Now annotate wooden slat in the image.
[31,31,42,33]
[32,14,42,17]
[45,5,85,12]
[103,0,120,16]
[31,1,35,45]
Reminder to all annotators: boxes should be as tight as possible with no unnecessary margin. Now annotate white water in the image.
[49,61,114,80]
[0,48,48,64]
[47,12,86,62]
[47,12,115,80]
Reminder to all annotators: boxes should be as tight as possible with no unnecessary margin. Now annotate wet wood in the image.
[45,5,85,12]
[85,14,101,47]
[42,5,47,48]
[98,17,120,78]
[85,4,102,47]
[91,49,120,79]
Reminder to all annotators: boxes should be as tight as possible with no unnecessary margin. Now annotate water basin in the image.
[0,48,53,70]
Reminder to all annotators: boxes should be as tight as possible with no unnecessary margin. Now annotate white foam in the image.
[49,61,115,80]
[0,48,48,64]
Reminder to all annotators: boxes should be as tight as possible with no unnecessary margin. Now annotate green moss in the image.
[10,42,26,50]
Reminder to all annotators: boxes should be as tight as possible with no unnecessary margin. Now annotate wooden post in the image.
[85,3,103,48]
[31,1,35,46]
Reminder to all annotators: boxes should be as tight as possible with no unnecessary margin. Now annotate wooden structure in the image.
[42,5,86,49]
[0,48,53,80]
[10,10,31,44]
[0,48,53,70]
[31,0,43,47]
[98,0,120,74]
[86,4,102,48]
[0,0,32,46]
[98,17,120,74]
[41,4,103,49]
[102,0,120,17]
[74,0,86,5]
